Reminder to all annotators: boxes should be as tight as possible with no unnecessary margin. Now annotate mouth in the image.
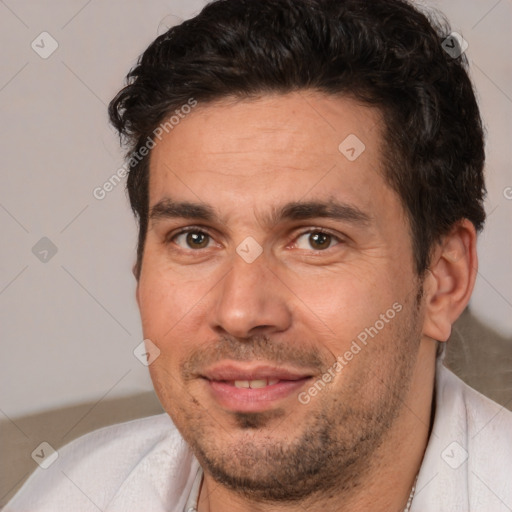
[229,378,281,388]
[200,363,314,412]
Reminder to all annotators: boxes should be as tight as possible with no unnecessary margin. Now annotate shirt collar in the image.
[184,466,203,512]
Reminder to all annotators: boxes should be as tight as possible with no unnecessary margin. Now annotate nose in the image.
[211,252,293,339]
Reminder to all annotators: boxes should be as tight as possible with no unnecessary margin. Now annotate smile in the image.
[231,378,279,388]
[200,363,314,412]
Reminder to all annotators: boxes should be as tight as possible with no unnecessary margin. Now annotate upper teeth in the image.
[233,379,279,389]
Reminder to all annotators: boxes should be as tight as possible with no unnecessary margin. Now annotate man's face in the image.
[137,92,426,499]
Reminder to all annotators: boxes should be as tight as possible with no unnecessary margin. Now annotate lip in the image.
[202,363,312,382]
[201,363,314,413]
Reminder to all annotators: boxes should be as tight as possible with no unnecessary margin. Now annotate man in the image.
[5,0,512,511]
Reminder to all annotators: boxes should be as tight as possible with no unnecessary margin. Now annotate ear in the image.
[422,219,478,342]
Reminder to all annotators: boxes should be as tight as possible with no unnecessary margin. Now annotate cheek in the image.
[138,264,200,336]
[287,265,393,343]
[137,261,215,381]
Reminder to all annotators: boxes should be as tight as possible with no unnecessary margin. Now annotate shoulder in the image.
[443,366,512,508]
[439,364,512,444]
[38,412,181,477]
[4,413,196,512]
[413,364,512,511]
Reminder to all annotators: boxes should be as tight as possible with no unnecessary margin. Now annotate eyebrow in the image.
[150,199,215,222]
[149,198,371,227]
[275,200,370,225]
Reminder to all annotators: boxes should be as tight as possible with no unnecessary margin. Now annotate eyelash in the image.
[167,226,215,248]
[166,226,344,251]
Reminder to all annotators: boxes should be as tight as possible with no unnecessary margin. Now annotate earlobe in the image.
[422,220,478,342]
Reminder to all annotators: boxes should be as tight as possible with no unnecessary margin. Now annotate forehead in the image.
[147,92,399,224]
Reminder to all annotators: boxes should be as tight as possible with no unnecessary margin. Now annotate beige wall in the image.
[0,0,510,422]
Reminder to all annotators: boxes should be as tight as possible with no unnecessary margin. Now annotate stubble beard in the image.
[175,290,424,503]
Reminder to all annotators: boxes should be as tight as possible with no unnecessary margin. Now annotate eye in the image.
[172,229,213,250]
[294,230,341,251]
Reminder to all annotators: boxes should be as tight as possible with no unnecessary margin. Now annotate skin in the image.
[136,91,477,511]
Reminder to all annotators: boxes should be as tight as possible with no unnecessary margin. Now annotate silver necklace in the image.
[403,475,418,512]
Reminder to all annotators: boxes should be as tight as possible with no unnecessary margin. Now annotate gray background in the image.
[0,0,511,506]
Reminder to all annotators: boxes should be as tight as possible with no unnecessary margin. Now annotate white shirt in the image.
[4,364,512,512]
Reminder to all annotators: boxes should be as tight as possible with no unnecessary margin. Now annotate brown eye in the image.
[186,232,209,249]
[294,230,339,251]
[173,230,212,249]
[309,232,332,250]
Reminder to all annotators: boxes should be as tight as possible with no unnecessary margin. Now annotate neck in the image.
[198,342,437,512]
